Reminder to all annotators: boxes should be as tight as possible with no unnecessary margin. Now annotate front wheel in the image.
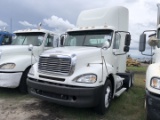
[18,68,30,93]
[123,73,134,90]
[95,79,112,115]
[146,98,151,120]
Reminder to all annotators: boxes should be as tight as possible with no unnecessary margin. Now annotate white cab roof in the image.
[76,6,129,31]
[67,25,115,32]
[14,29,56,35]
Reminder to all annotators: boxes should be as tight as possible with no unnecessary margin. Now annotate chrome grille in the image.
[38,56,71,75]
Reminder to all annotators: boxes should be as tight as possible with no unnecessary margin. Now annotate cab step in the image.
[115,88,127,97]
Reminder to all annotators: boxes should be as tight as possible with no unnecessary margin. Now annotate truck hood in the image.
[42,47,101,59]
[0,45,35,55]
[41,46,102,67]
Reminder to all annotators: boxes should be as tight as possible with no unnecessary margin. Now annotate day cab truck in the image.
[0,30,14,45]
[139,3,160,120]
[27,6,133,114]
[0,28,59,93]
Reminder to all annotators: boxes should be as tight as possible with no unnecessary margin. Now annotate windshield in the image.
[12,32,45,46]
[64,30,113,47]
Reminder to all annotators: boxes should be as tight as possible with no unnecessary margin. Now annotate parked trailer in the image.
[27,6,133,114]
[0,31,14,45]
[139,3,160,120]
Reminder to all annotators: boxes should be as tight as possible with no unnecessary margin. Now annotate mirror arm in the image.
[115,31,130,35]
[143,30,156,34]
[113,52,127,56]
[141,52,154,56]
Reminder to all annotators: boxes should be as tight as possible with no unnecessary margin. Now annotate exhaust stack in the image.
[157,4,160,25]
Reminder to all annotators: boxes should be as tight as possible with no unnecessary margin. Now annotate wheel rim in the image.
[105,86,111,108]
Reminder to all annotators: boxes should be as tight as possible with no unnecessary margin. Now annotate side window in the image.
[113,33,121,49]
[45,35,53,47]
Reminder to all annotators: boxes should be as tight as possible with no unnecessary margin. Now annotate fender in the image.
[0,55,37,72]
[146,63,160,95]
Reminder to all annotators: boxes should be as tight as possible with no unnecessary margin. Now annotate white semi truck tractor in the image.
[27,6,133,114]
[139,4,160,120]
[0,28,59,93]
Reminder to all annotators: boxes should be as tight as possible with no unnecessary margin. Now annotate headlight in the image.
[151,77,160,89]
[73,74,97,83]
[0,63,16,69]
[28,66,34,76]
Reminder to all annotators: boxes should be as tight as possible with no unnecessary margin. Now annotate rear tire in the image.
[19,68,30,93]
[95,79,112,115]
[123,73,134,90]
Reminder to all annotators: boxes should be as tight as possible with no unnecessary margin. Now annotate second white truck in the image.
[139,3,160,120]
[27,6,133,114]
[0,28,59,93]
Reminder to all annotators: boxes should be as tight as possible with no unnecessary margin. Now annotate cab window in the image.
[113,33,121,49]
[45,35,53,47]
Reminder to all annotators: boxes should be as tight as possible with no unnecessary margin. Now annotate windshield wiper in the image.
[22,36,27,45]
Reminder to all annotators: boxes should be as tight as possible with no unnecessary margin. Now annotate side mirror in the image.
[125,34,131,46]
[102,41,110,49]
[139,34,146,52]
[28,44,33,51]
[123,34,131,52]
[124,46,129,52]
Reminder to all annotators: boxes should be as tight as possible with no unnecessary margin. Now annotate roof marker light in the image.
[85,27,88,29]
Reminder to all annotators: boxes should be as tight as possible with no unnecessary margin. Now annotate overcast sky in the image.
[0,0,158,58]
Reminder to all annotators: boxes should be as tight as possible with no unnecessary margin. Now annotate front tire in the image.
[95,79,112,115]
[123,73,134,90]
[146,98,151,120]
[19,68,30,93]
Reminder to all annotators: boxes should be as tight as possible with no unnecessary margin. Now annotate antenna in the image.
[38,22,42,30]
[10,18,12,32]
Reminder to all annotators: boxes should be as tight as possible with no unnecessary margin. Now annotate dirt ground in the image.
[0,65,147,120]
[0,95,65,120]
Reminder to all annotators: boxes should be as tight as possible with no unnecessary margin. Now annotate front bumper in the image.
[0,72,22,88]
[27,77,103,108]
[146,89,160,120]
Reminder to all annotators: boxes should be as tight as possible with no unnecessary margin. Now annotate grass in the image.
[0,66,147,120]
[56,71,146,120]
[127,66,147,73]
